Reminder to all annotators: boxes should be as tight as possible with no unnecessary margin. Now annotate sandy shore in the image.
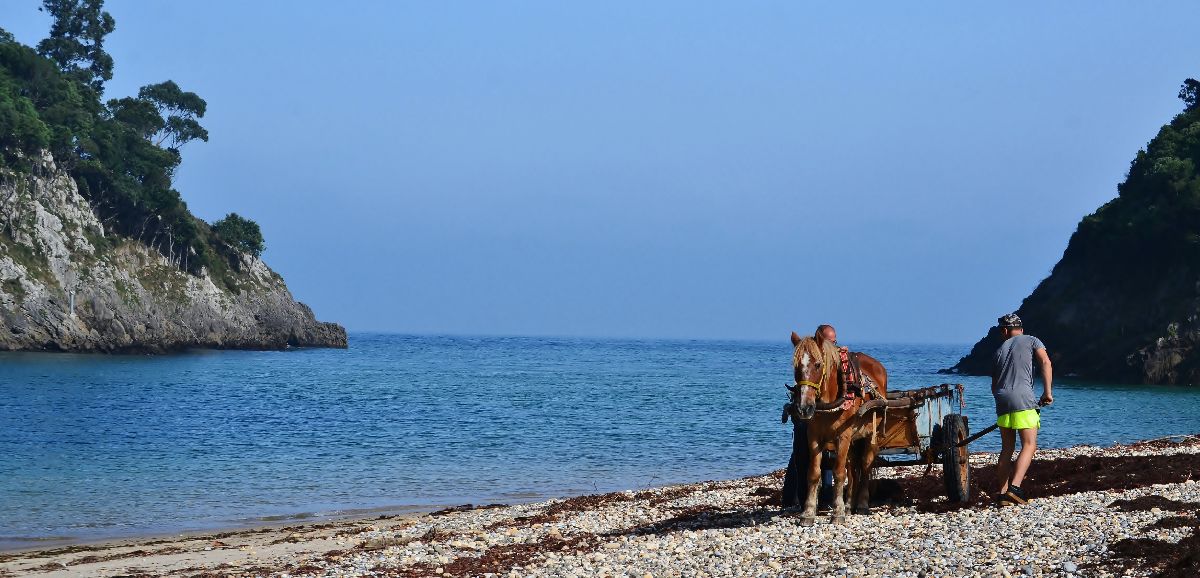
[2,435,1198,578]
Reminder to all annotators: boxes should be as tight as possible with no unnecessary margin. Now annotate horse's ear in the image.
[815,333,826,347]
[790,331,802,346]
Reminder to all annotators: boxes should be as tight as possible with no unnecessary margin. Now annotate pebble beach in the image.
[3,435,1198,578]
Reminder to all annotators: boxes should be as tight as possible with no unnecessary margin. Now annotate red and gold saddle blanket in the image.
[837,346,878,401]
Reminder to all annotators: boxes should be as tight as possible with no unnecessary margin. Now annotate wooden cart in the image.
[868,383,971,502]
[781,383,973,505]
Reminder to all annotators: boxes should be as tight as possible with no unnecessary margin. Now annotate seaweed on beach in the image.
[609,505,776,537]
[183,563,283,578]
[111,569,156,578]
[752,485,780,507]
[1091,493,1200,577]
[897,449,1200,512]
[1101,524,1200,578]
[430,503,508,517]
[1128,435,1200,450]
[485,480,731,530]
[484,491,638,529]
[380,534,603,578]
[1110,495,1199,512]
[26,561,66,572]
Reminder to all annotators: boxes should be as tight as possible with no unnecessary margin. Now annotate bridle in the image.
[791,338,847,414]
[794,344,830,394]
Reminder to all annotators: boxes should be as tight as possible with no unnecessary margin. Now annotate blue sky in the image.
[3,1,1197,342]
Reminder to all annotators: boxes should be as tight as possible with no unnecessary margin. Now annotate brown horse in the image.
[788,331,888,524]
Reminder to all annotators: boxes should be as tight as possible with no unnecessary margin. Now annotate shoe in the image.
[1003,486,1029,506]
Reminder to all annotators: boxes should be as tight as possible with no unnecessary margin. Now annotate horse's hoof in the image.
[799,516,815,527]
[853,506,871,515]
[832,515,847,525]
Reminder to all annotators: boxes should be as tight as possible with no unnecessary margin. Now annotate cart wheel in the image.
[942,414,971,503]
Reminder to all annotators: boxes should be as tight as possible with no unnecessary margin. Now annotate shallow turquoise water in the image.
[1,334,1197,547]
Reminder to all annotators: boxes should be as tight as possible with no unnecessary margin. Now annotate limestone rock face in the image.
[0,153,346,353]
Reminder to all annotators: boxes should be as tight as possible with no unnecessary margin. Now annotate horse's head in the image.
[789,331,839,420]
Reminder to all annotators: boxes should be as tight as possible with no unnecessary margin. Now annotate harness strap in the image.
[796,380,824,392]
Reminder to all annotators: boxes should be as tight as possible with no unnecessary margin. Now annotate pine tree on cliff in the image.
[2,0,268,281]
[36,0,115,95]
[950,79,1200,385]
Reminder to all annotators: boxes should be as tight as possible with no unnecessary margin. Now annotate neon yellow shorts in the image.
[997,409,1040,430]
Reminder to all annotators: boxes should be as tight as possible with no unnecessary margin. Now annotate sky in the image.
[2,1,1198,343]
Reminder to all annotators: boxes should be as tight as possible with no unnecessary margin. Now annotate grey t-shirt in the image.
[991,334,1046,415]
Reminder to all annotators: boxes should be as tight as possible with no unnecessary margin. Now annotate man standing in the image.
[992,313,1053,506]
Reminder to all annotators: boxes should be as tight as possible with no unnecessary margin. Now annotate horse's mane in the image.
[792,336,839,371]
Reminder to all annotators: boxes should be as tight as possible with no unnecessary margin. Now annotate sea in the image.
[2,333,1199,549]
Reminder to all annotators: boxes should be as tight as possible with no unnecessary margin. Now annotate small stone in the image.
[1063,561,1078,573]
[1022,565,1034,575]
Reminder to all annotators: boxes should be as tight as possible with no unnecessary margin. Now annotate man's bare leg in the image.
[1009,427,1038,488]
[997,427,1016,495]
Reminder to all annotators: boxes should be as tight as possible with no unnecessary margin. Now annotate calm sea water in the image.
[2,333,1198,548]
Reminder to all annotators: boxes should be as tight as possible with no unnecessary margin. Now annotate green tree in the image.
[212,213,265,258]
[0,35,53,168]
[2,2,226,277]
[36,0,115,94]
[136,80,208,149]
[0,77,52,168]
[0,38,94,167]
[1179,78,1200,112]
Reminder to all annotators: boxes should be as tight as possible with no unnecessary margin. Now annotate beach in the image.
[3,435,1197,578]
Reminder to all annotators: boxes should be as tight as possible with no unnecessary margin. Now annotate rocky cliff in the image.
[0,153,346,352]
[948,85,1200,385]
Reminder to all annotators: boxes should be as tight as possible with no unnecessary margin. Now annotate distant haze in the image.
[3,1,1197,343]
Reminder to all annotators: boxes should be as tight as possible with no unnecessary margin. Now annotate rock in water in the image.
[947,83,1200,385]
[0,153,346,352]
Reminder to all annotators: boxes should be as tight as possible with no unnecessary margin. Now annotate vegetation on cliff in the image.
[951,79,1200,384]
[0,0,263,289]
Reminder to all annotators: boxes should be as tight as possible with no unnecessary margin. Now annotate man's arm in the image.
[1034,348,1053,405]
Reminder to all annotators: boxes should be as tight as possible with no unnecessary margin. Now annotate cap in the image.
[997,313,1023,328]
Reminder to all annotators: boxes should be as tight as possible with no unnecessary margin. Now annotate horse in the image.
[787,331,888,525]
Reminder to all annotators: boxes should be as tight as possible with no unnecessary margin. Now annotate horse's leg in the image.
[831,438,849,524]
[854,440,879,514]
[799,436,822,525]
[846,440,860,508]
